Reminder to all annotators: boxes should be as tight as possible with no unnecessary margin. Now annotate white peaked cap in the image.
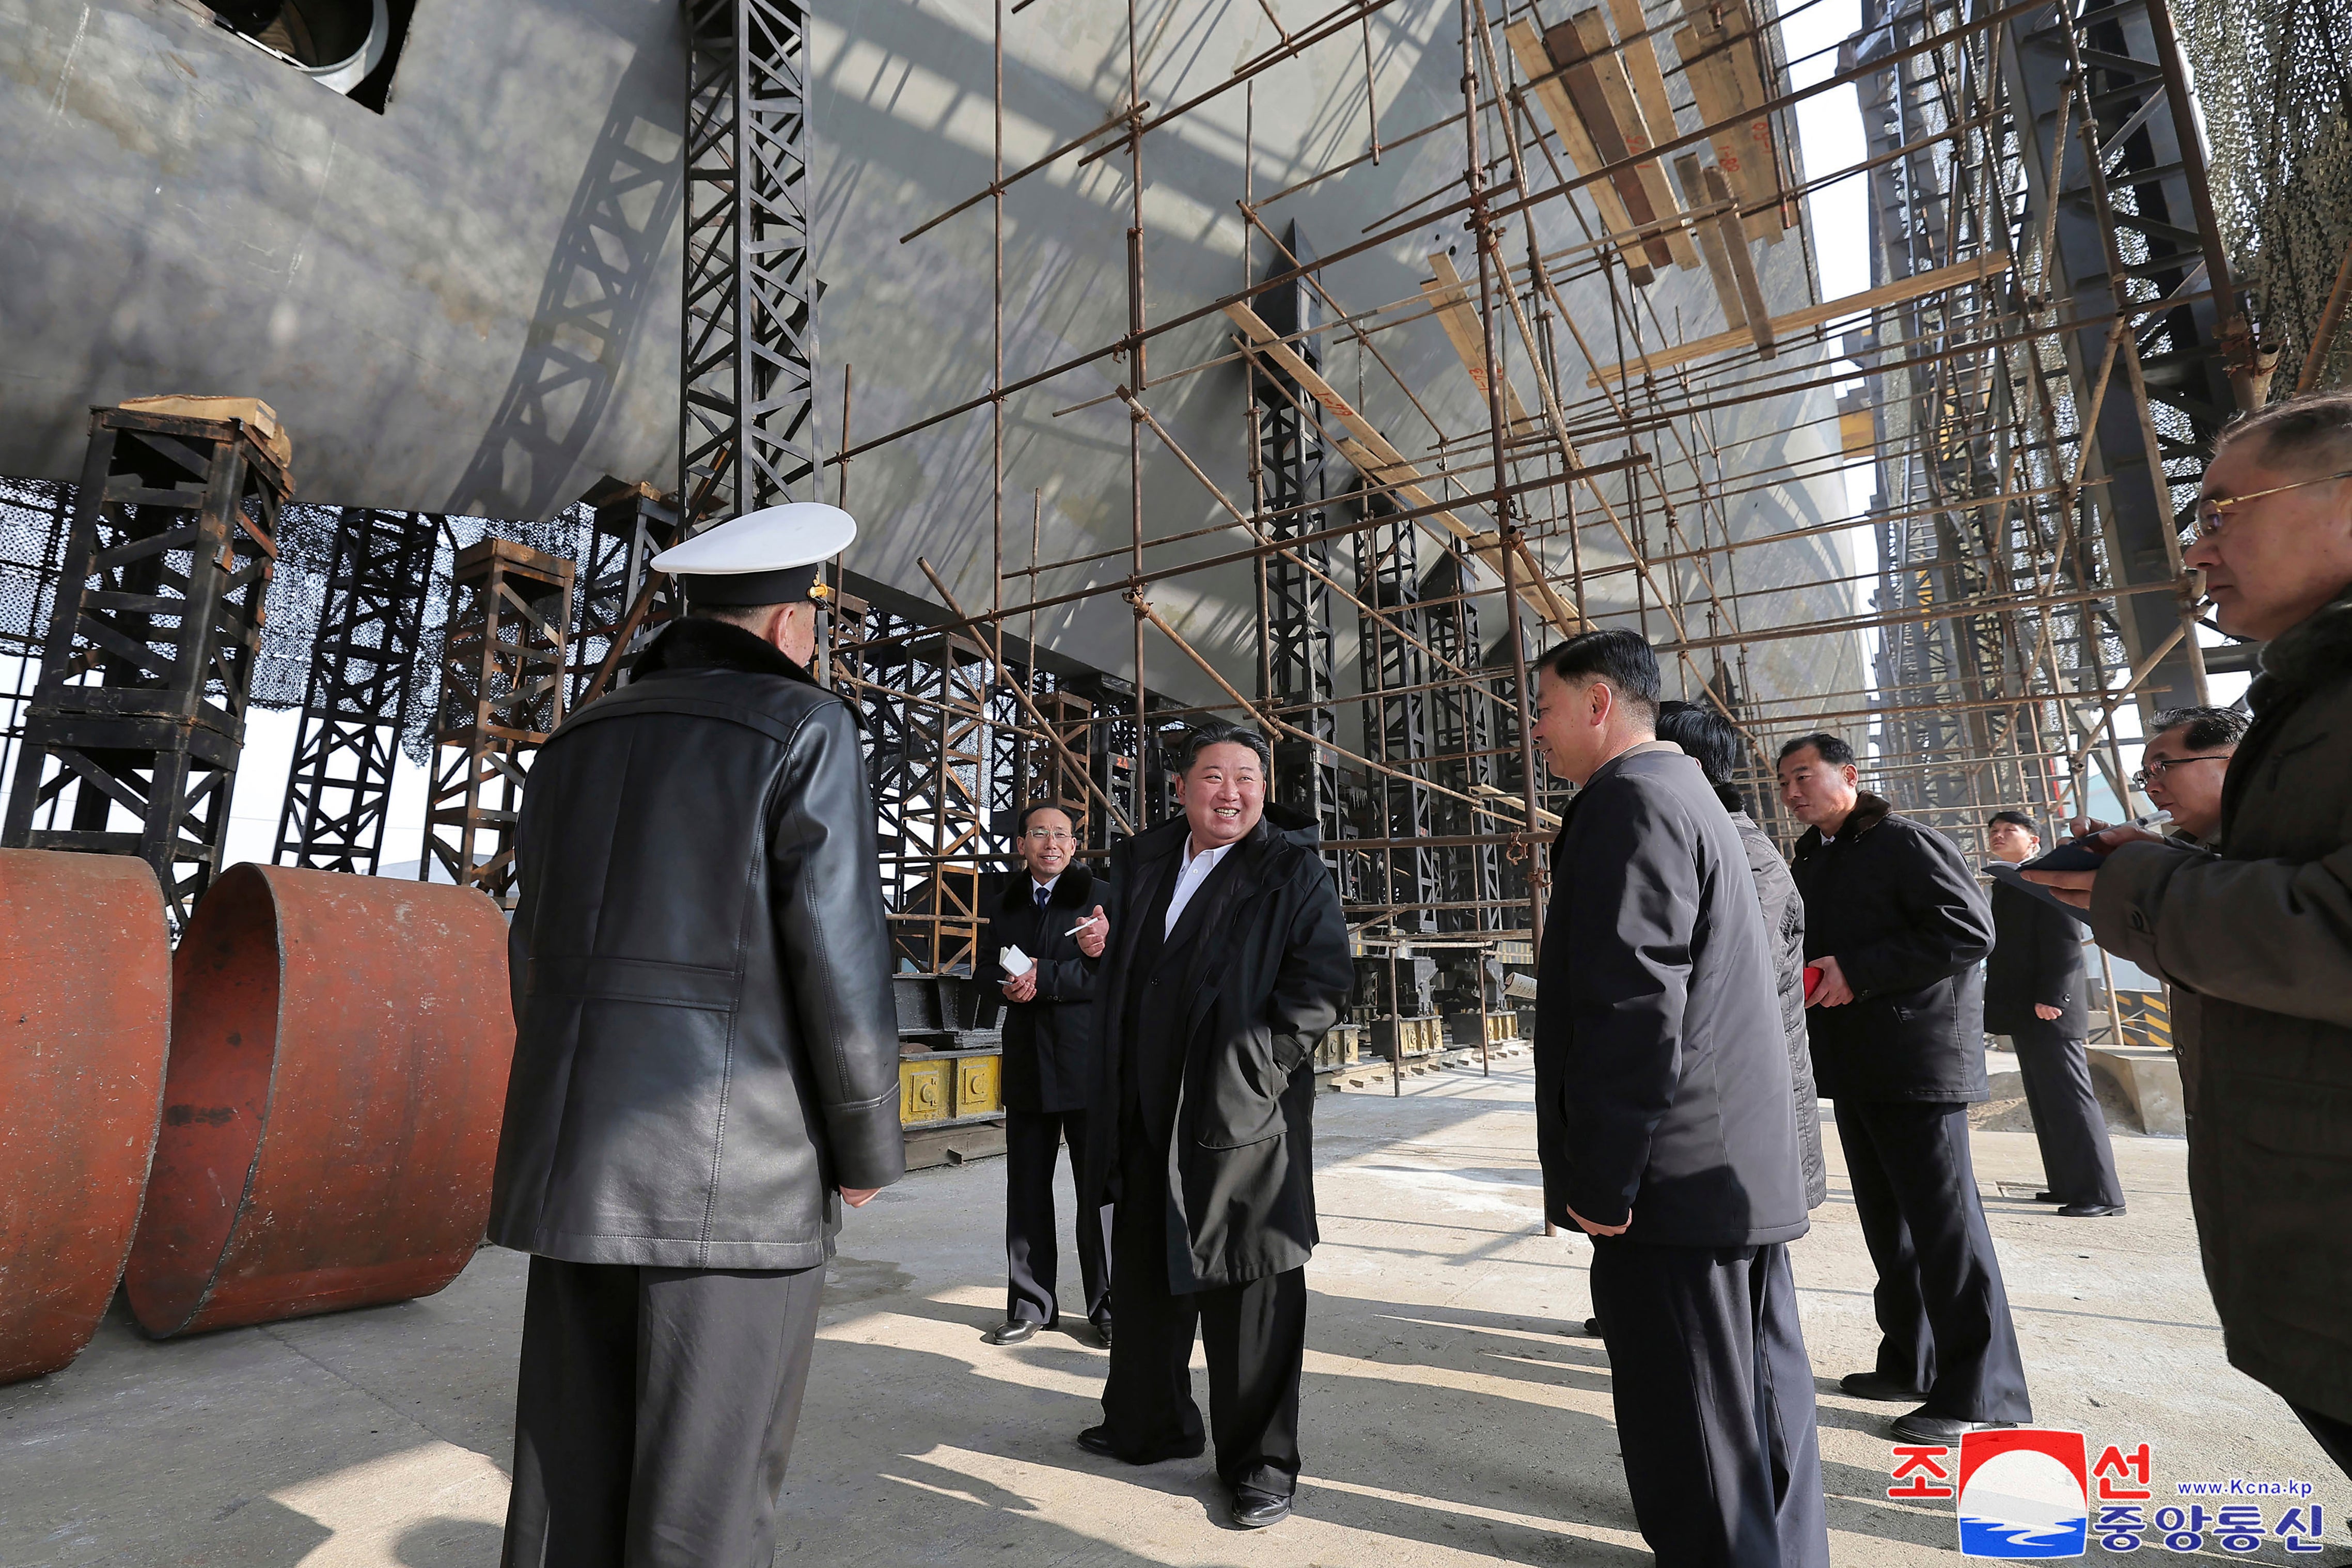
[651,502,857,575]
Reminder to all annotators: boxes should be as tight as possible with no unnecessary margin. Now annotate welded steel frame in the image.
[1,409,285,924]
[682,0,820,522]
[273,508,440,874]
[421,538,575,904]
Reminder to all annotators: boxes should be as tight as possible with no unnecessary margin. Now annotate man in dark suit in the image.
[1077,723,1354,1530]
[1780,732,2027,1446]
[1983,810,2124,1217]
[1531,631,1827,1568]
[980,802,1116,1346]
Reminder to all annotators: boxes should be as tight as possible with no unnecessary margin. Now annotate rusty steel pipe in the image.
[126,865,513,1338]
[0,851,172,1384]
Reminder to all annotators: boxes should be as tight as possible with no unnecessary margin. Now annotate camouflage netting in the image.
[2174,0,2352,397]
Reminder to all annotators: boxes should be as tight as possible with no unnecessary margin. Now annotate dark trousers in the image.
[1590,1240,1829,1568]
[1005,1107,1112,1326]
[2290,1401,2352,1482]
[1097,1127,1306,1496]
[1834,1099,2032,1422]
[501,1256,825,1568]
[2009,1020,2125,1207]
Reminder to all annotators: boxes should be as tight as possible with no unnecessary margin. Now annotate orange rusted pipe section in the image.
[126,865,513,1338]
[0,851,172,1384]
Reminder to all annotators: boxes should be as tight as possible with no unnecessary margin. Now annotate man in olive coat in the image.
[490,504,905,1567]
[1077,723,1353,1530]
[1779,732,2027,1446]
[2031,392,2352,1479]
[980,801,1116,1346]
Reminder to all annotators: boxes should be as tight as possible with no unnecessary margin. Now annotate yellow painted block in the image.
[900,1058,949,1124]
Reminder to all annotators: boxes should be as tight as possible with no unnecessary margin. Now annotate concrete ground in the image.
[4,1059,2347,1566]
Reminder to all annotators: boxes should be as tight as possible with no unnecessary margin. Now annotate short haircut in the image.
[1654,699,1738,787]
[1987,810,2038,833]
[1538,629,1660,720]
[2215,390,2352,472]
[1016,800,1076,835]
[1777,731,1855,768]
[2149,705,2249,754]
[1174,722,1275,779]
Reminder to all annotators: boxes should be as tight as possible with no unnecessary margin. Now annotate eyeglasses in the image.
[2192,468,2352,539]
[2130,755,2230,790]
[1022,828,1075,843]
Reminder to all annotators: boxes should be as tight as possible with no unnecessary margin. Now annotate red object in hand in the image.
[1803,965,1824,1002]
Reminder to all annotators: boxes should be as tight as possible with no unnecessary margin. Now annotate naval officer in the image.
[491,503,905,1568]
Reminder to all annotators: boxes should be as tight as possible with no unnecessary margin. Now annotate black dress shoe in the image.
[1842,1371,1928,1402]
[1076,1425,1205,1464]
[1893,1409,2020,1444]
[1231,1485,1293,1529]
[2059,1201,2126,1217]
[983,1319,1042,1345]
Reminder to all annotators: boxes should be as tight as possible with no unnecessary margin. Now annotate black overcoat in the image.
[488,618,905,1271]
[1983,880,2089,1037]
[1533,744,1809,1247]
[1080,805,1354,1289]
[1789,793,1997,1103]
[980,864,1111,1113]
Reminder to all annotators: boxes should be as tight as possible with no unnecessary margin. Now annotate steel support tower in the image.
[2,407,286,924]
[273,507,440,874]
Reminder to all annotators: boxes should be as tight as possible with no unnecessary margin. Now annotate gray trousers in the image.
[501,1256,825,1568]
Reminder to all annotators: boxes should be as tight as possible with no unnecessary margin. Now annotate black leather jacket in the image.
[488,617,905,1271]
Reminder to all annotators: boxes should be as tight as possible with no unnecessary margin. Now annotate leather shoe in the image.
[983,1319,1041,1346]
[2059,1201,2126,1217]
[1076,1425,1205,1464]
[1892,1409,2019,1444]
[1841,1371,1928,1402]
[1231,1485,1293,1529]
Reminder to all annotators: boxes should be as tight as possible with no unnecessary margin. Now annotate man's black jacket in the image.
[1080,805,1354,1289]
[1534,744,1808,1247]
[1984,879,2088,1037]
[488,617,905,1271]
[981,863,1112,1114]
[1789,793,1997,1102]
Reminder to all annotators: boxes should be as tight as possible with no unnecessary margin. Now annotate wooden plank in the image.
[1676,152,1750,335]
[1704,163,1775,358]
[1671,0,1786,243]
[1503,19,1654,287]
[1585,252,2015,384]
[1543,20,1675,271]
[1421,252,1536,432]
[1224,300,1585,635]
[1566,8,1698,270]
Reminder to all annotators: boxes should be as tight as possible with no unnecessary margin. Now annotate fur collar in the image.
[633,616,823,685]
[2253,585,2352,701]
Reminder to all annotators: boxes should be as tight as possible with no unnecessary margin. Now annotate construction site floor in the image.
[5,1061,2346,1566]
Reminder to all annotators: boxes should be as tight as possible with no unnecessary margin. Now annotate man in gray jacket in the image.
[2031,393,2352,1478]
[491,504,905,1566]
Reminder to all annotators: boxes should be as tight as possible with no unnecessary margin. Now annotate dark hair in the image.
[1777,731,1855,767]
[1654,700,1737,787]
[1174,722,1275,779]
[1538,629,1660,720]
[2149,705,2249,753]
[1016,799,1077,835]
[2215,391,2352,470]
[1987,810,2038,834]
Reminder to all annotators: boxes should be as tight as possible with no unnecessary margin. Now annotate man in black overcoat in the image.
[491,503,905,1567]
[1779,732,2028,1445]
[1983,810,2123,1216]
[1532,633,1827,1568]
[1076,723,1354,1530]
[979,801,1116,1345]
